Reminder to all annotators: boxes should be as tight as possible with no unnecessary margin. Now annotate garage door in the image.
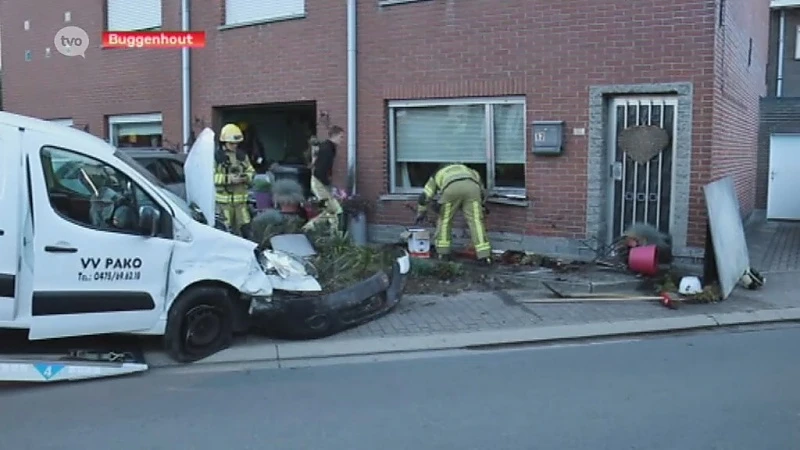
[768,134,800,220]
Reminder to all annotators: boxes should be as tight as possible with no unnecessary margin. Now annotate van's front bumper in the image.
[248,252,410,339]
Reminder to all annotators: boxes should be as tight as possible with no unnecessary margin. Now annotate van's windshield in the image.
[113,150,207,224]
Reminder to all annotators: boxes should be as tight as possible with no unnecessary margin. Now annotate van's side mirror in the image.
[138,206,161,236]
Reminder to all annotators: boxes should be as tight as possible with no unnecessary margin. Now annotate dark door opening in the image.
[213,102,317,173]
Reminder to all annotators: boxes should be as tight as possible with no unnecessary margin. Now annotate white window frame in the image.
[387,96,527,196]
[108,113,163,146]
[106,0,162,31]
[795,25,800,60]
[224,0,306,27]
[48,118,74,127]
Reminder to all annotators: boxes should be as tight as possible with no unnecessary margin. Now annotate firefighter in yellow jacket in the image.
[415,164,491,263]
[214,124,255,236]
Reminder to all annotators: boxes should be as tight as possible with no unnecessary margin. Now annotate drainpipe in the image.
[346,0,357,194]
[777,8,786,97]
[181,0,191,152]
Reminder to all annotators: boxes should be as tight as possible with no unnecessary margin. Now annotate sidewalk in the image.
[144,219,800,367]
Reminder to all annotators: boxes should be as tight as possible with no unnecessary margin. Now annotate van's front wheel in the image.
[164,287,234,363]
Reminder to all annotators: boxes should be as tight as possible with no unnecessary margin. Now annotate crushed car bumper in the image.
[249,251,410,339]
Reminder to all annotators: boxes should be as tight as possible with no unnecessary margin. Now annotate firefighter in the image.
[213,123,255,236]
[415,164,492,263]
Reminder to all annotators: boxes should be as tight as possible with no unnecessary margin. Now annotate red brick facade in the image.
[0,0,769,252]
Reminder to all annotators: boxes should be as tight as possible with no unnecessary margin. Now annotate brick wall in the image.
[0,0,182,141]
[709,0,770,231]
[359,0,717,244]
[1,0,729,247]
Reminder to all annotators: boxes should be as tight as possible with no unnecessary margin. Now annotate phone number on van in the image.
[78,271,141,282]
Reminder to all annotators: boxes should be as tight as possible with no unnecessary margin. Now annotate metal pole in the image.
[777,8,786,97]
[181,0,191,152]
[346,0,357,193]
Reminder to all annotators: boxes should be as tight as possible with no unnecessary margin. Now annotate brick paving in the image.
[747,220,800,273]
[326,219,800,341]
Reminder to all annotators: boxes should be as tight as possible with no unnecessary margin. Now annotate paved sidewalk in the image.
[301,219,800,341]
[144,219,800,367]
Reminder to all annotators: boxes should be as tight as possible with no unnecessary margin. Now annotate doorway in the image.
[214,102,317,172]
[607,96,678,240]
[767,134,800,220]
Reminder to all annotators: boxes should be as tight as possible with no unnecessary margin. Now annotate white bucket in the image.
[406,227,431,258]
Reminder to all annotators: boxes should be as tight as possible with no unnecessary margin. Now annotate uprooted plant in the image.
[249,211,398,293]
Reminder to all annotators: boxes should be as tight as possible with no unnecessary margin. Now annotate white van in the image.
[0,113,326,363]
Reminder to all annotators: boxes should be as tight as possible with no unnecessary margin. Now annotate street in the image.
[1,325,799,450]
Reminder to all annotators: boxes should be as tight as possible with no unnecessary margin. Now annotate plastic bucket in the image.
[253,192,272,209]
[628,244,659,276]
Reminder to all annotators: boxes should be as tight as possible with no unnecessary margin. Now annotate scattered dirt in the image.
[404,260,522,295]
[402,251,585,295]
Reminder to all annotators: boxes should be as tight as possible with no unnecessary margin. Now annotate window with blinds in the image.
[106,0,162,31]
[390,99,526,193]
[225,0,306,26]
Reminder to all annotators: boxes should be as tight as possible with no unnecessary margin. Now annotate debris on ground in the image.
[404,258,521,295]
[648,271,722,303]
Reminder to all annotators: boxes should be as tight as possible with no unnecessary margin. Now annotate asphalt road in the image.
[2,325,799,450]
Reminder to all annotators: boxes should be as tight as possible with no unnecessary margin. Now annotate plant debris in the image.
[250,213,396,293]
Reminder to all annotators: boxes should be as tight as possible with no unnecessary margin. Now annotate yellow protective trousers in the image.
[306,176,343,232]
[216,201,250,236]
[435,179,491,259]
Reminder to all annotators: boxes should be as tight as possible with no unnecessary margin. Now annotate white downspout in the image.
[346,0,357,194]
[181,0,192,151]
[777,8,786,97]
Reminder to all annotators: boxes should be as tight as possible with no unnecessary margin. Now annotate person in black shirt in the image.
[307,126,344,232]
[313,126,343,186]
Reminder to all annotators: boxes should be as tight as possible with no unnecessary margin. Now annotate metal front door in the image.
[608,96,677,240]
[767,134,800,220]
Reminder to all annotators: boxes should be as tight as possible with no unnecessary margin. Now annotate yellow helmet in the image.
[220,124,244,143]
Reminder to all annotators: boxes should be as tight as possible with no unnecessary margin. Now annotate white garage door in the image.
[768,134,800,220]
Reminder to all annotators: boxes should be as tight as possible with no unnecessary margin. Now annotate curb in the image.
[146,307,800,367]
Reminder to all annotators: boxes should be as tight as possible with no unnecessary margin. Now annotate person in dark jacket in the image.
[309,125,344,231]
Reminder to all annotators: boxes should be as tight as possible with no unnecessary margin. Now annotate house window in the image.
[48,118,74,127]
[388,97,526,196]
[108,113,163,148]
[225,0,305,26]
[106,0,162,31]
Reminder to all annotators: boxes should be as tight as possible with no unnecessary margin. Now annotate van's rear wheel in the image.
[164,287,234,363]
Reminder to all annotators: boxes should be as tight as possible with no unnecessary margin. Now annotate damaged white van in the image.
[0,113,409,364]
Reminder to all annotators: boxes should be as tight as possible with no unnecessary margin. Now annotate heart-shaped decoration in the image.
[617,125,670,164]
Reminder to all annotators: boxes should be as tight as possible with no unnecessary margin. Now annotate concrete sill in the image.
[379,0,433,6]
[218,14,306,31]
[487,197,529,207]
[379,194,529,207]
[379,194,417,202]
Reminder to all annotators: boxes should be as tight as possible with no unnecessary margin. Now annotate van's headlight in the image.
[257,249,309,278]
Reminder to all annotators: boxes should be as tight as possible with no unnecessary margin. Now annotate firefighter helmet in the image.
[220,124,244,143]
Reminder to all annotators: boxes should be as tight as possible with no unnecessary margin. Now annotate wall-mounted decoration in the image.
[617,125,670,164]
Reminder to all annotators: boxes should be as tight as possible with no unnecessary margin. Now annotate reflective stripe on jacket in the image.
[214,151,255,203]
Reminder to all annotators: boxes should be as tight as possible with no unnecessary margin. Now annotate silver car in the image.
[119,147,187,199]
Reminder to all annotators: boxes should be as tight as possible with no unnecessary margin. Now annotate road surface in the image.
[2,325,799,449]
